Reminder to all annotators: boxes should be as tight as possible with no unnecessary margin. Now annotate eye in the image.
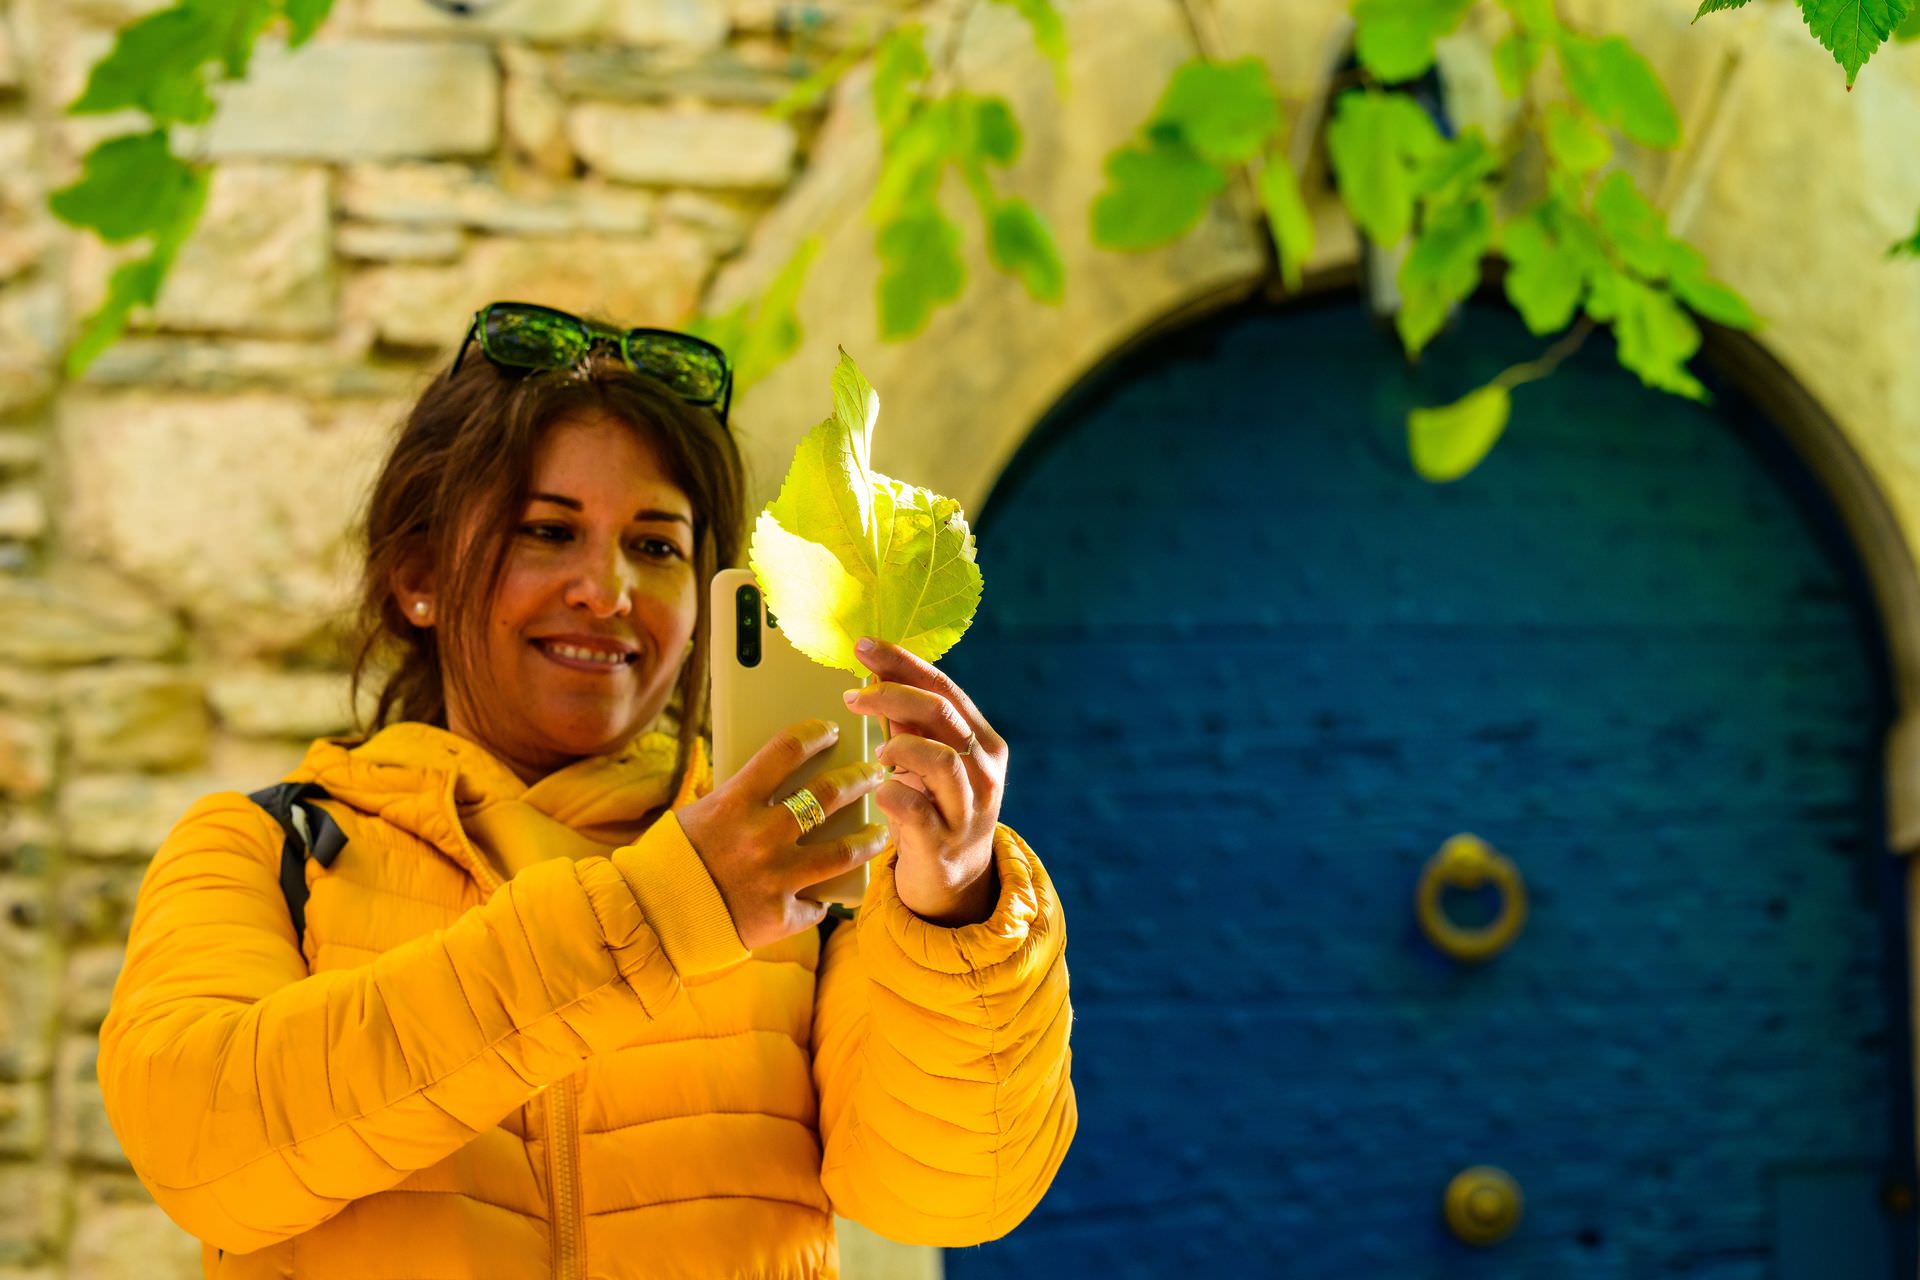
[518,524,684,561]
[637,537,686,562]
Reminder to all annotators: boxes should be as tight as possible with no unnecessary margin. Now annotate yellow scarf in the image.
[361,723,711,883]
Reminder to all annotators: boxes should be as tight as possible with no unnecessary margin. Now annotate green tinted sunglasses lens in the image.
[482,306,588,367]
[625,334,726,401]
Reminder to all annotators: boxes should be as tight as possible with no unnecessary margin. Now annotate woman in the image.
[97,305,1077,1279]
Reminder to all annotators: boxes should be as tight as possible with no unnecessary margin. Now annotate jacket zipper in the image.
[545,1075,585,1279]
[436,770,586,1280]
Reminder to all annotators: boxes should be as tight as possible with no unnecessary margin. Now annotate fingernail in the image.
[842,688,859,705]
[856,637,875,654]
[822,720,839,738]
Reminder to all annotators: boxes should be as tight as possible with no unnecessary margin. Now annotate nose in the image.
[562,537,634,617]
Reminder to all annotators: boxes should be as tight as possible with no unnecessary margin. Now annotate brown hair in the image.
[342,343,748,791]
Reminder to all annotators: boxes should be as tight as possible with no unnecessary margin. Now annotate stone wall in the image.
[4,0,1920,1274]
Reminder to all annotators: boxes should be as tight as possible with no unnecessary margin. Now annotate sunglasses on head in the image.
[451,301,734,428]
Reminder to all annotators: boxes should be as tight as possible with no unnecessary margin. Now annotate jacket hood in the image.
[284,721,712,884]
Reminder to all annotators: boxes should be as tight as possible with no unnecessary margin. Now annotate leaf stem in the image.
[1491,316,1595,390]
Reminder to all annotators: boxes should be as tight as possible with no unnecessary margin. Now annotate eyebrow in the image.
[528,493,691,525]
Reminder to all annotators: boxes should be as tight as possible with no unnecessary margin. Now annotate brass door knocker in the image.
[1416,834,1527,963]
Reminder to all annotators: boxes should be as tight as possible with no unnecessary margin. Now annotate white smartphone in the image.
[708,566,874,907]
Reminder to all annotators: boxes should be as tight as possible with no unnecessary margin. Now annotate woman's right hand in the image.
[674,719,891,951]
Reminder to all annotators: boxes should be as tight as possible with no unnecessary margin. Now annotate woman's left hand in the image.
[843,637,1007,927]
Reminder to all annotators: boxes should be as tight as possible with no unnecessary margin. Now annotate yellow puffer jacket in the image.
[98,721,1076,1278]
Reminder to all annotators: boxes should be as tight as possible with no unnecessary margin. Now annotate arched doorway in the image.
[940,291,1918,1276]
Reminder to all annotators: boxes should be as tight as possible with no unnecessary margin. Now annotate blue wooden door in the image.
[939,296,1916,1278]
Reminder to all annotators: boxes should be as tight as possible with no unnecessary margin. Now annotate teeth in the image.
[545,642,626,665]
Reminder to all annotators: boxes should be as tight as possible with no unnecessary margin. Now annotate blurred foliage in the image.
[1090,0,1759,482]
[49,0,334,376]
[54,0,1799,484]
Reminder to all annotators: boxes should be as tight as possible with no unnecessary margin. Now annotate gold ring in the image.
[779,787,826,837]
[958,732,978,758]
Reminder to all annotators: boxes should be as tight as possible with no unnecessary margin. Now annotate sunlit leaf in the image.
[750,350,984,673]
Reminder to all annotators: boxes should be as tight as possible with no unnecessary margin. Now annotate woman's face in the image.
[442,409,699,783]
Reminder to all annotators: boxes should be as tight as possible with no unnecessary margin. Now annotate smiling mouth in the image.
[532,640,638,672]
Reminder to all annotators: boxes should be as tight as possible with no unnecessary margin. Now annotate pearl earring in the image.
[413,601,429,618]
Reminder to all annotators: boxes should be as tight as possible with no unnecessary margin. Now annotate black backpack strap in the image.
[246,782,347,949]
[818,902,857,948]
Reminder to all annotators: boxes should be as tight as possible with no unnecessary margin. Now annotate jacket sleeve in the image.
[97,790,752,1255]
[810,822,1077,1246]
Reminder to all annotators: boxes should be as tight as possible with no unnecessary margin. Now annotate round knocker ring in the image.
[1415,833,1528,964]
[779,787,826,837]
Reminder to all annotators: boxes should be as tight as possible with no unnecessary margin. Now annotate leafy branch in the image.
[48,0,335,376]
[1089,0,1761,483]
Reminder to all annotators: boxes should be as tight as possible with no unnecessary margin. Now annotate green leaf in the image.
[1593,170,1671,279]
[1396,193,1493,355]
[1540,196,1612,282]
[1414,126,1498,202]
[64,165,209,378]
[1543,102,1611,173]
[1492,33,1541,97]
[1409,382,1511,482]
[284,0,335,45]
[1798,0,1912,84]
[1500,205,1584,334]
[987,0,1071,94]
[987,198,1065,302]
[201,0,279,78]
[876,206,964,339]
[1900,4,1920,37]
[1090,135,1227,249]
[1352,0,1475,83]
[1499,0,1560,35]
[1694,0,1754,16]
[1663,241,1759,329]
[1325,90,1444,246]
[1258,152,1315,291]
[965,95,1022,166]
[1151,57,1280,165]
[751,349,984,673]
[49,132,204,244]
[1557,33,1681,147]
[1588,270,1707,399]
[872,25,932,135]
[69,7,220,125]
[772,44,863,119]
[868,97,953,226]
